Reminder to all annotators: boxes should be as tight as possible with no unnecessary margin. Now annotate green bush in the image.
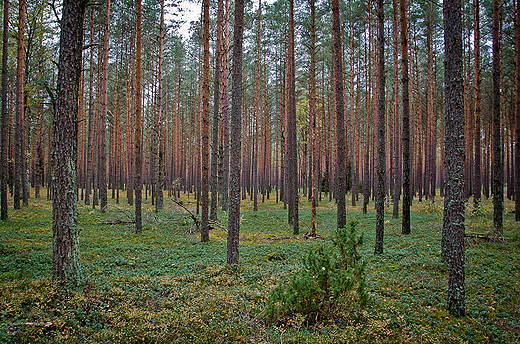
[267,220,368,324]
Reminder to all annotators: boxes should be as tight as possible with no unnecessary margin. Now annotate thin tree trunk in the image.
[99,0,111,212]
[287,0,299,234]
[156,0,165,211]
[392,0,400,219]
[219,0,230,211]
[400,0,411,235]
[492,0,503,232]
[375,0,386,254]
[309,0,317,236]
[474,0,482,209]
[14,0,26,210]
[134,0,143,234]
[0,0,9,220]
[515,0,520,220]
[200,0,210,242]
[210,0,224,220]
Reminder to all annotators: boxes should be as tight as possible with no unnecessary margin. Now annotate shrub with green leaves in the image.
[267,220,368,324]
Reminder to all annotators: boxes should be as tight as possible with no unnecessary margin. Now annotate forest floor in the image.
[0,189,519,343]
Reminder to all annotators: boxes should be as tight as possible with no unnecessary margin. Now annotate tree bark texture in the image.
[309,0,317,237]
[99,0,111,213]
[492,0,503,232]
[512,0,520,221]
[332,0,346,229]
[287,0,299,234]
[0,0,9,220]
[375,0,386,254]
[14,0,26,210]
[443,0,466,317]
[201,0,210,242]
[210,0,224,220]
[227,0,244,265]
[52,0,88,286]
[474,0,482,209]
[135,0,143,234]
[400,0,411,235]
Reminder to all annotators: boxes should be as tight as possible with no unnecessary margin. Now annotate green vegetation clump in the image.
[267,221,367,324]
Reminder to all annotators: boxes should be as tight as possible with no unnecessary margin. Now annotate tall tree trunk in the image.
[52,0,88,286]
[515,0,520,220]
[443,0,465,316]
[375,0,386,254]
[85,10,95,206]
[14,0,26,209]
[400,0,411,235]
[332,0,346,229]
[392,0,400,219]
[227,0,244,265]
[99,0,111,213]
[0,0,9,220]
[220,0,230,211]
[492,0,503,232]
[309,0,317,236]
[134,0,143,234]
[253,0,262,212]
[200,0,210,242]
[474,0,482,209]
[287,0,299,234]
[156,0,165,211]
[210,0,224,219]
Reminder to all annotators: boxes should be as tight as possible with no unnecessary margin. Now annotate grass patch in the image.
[0,190,519,343]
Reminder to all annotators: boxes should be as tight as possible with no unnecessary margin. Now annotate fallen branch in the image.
[171,199,200,229]
[101,218,135,225]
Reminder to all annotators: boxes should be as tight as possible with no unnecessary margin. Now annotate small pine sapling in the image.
[267,220,368,324]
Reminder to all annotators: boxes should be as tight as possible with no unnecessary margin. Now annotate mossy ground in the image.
[0,189,519,343]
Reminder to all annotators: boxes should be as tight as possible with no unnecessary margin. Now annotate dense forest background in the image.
[0,0,520,341]
[0,0,517,219]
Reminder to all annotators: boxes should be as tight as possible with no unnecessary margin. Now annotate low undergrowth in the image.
[0,191,519,343]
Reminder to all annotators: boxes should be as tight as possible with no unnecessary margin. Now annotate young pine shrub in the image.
[267,220,368,324]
